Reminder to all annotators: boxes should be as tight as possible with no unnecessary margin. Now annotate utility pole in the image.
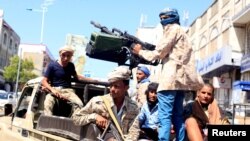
[183,10,189,27]
[14,47,22,100]
[26,0,55,44]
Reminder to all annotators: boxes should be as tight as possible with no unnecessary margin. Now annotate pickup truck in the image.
[0,77,109,141]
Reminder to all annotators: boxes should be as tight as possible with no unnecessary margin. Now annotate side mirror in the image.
[9,95,13,99]
[4,104,13,116]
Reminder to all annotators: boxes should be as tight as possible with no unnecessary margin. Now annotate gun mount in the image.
[86,21,159,69]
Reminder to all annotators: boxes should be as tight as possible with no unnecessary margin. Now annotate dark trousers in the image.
[139,128,158,141]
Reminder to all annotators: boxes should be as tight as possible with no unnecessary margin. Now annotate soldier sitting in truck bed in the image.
[72,66,140,141]
[42,45,99,116]
[0,74,109,141]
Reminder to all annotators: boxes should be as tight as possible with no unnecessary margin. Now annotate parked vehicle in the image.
[0,91,16,116]
[0,90,7,93]
[0,77,109,141]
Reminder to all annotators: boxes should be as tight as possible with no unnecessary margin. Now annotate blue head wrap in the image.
[159,8,180,26]
[138,66,150,77]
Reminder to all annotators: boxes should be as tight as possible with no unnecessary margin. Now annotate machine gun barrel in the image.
[90,21,115,35]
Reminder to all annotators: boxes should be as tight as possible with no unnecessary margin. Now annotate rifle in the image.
[97,120,123,141]
[86,21,159,69]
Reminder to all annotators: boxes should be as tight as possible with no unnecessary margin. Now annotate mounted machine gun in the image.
[86,21,159,69]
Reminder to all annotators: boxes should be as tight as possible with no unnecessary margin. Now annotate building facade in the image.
[188,0,250,109]
[19,44,54,77]
[0,10,20,90]
[135,0,250,110]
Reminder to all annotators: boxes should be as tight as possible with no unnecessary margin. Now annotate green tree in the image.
[3,55,37,90]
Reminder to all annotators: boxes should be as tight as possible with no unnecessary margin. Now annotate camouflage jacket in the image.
[72,94,140,141]
[138,23,203,91]
[135,81,150,108]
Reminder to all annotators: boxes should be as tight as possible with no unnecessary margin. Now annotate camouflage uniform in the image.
[135,81,150,108]
[44,87,83,116]
[134,66,151,108]
[73,66,142,140]
[72,93,140,140]
[43,45,84,116]
[138,24,204,91]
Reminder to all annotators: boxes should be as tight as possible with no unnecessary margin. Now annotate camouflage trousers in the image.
[44,87,83,116]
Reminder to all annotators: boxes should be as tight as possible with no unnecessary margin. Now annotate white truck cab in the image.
[0,77,108,141]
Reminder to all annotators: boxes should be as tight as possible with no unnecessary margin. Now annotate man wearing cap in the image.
[132,8,204,141]
[42,45,98,116]
[134,65,151,108]
[72,66,140,141]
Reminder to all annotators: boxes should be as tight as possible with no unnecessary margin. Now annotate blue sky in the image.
[0,0,213,78]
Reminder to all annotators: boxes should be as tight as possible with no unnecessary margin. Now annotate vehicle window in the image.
[0,94,8,99]
[16,87,33,118]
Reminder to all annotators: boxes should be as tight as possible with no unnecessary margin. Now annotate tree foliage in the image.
[3,55,37,84]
